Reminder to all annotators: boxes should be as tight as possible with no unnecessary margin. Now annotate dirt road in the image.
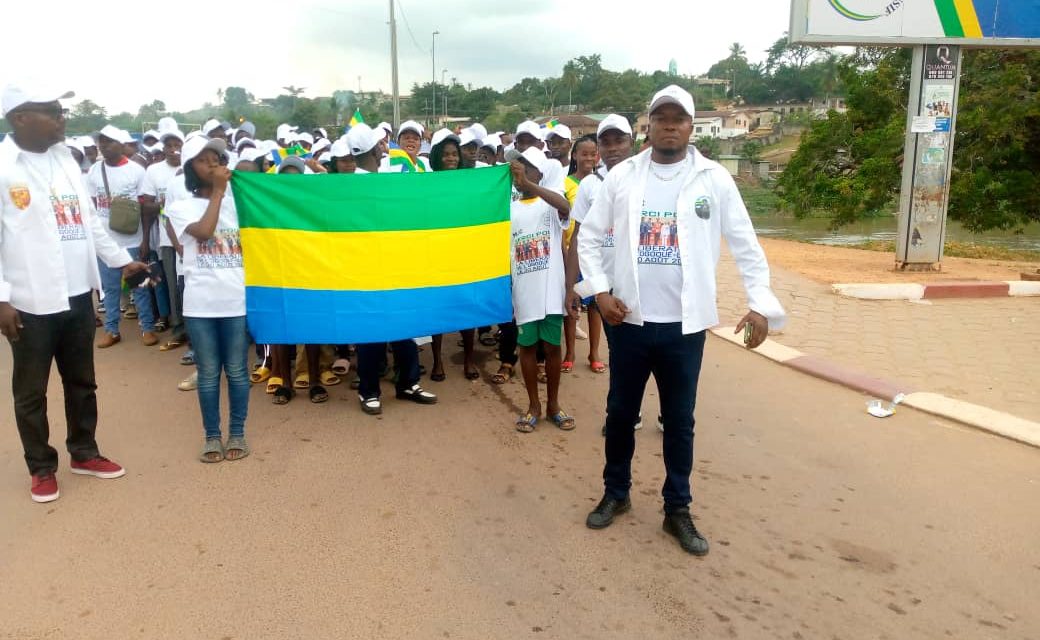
[1,336,1038,639]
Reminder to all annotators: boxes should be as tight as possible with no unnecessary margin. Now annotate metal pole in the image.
[431,31,439,128]
[389,0,400,129]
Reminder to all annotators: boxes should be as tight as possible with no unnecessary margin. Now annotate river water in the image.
[751,214,1040,251]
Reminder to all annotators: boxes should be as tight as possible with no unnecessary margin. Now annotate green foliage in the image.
[694,136,721,160]
[740,141,763,164]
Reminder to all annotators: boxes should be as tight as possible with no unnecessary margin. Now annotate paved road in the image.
[716,250,1040,422]
[2,330,1037,639]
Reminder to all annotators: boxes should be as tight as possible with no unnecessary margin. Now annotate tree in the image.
[136,100,167,124]
[66,99,108,134]
[694,136,721,160]
[741,141,763,165]
[223,86,253,111]
[765,34,818,73]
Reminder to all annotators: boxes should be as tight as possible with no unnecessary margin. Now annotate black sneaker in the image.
[662,508,709,556]
[396,384,438,405]
[585,495,631,529]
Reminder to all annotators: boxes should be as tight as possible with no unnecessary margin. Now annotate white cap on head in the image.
[98,124,134,144]
[238,121,257,137]
[648,84,695,117]
[276,155,307,173]
[518,146,549,175]
[311,138,331,155]
[181,136,228,165]
[545,123,572,141]
[346,123,382,156]
[597,114,633,138]
[185,130,206,143]
[235,137,256,151]
[467,123,488,140]
[65,137,84,153]
[480,134,501,151]
[77,135,97,149]
[275,123,298,141]
[294,131,314,146]
[378,122,393,137]
[314,127,328,139]
[330,138,351,158]
[202,118,223,135]
[317,152,332,164]
[458,128,477,147]
[238,147,265,164]
[397,120,424,139]
[160,129,186,144]
[430,128,460,148]
[142,129,161,142]
[0,83,74,117]
[157,116,178,133]
[515,120,544,141]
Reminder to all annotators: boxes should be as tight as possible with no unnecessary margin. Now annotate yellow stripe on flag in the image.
[954,0,984,37]
[241,221,510,291]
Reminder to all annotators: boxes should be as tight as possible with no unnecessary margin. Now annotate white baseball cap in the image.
[377,122,393,138]
[157,116,178,133]
[235,137,257,151]
[160,129,186,144]
[480,134,501,151]
[277,155,307,173]
[545,123,572,141]
[237,147,265,164]
[346,123,382,156]
[311,138,331,155]
[330,138,352,158]
[65,137,84,154]
[76,135,97,149]
[98,124,134,144]
[397,120,424,138]
[314,127,328,139]
[1,84,74,117]
[238,121,257,137]
[467,123,488,141]
[142,129,161,142]
[294,131,315,146]
[648,84,695,117]
[517,146,549,175]
[276,123,298,141]
[515,120,544,141]
[430,128,460,148]
[597,114,633,138]
[202,118,223,135]
[181,136,228,165]
[458,128,478,147]
[317,152,332,164]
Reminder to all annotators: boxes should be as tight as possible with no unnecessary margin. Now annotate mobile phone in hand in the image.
[125,262,163,289]
[743,321,753,346]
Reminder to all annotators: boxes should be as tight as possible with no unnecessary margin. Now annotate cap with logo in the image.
[648,84,695,117]
[0,83,74,117]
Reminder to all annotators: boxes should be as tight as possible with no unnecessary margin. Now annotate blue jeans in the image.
[184,316,250,439]
[602,322,705,512]
[98,247,155,335]
[148,250,171,319]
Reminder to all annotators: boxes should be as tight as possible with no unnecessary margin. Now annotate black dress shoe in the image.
[662,508,709,556]
[586,495,631,529]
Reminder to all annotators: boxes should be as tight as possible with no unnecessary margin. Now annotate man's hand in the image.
[509,160,529,190]
[121,261,151,281]
[565,290,582,320]
[735,310,768,349]
[0,302,23,343]
[596,292,629,326]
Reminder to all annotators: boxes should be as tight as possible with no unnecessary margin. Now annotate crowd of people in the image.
[1,82,785,556]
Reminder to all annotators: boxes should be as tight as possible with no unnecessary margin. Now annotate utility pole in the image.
[431,30,439,128]
[389,0,400,128]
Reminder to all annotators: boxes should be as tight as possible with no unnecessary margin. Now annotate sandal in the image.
[589,360,607,374]
[159,338,185,351]
[272,386,295,405]
[548,410,576,431]
[266,376,283,394]
[199,437,225,463]
[491,363,513,384]
[225,435,250,461]
[310,385,329,403]
[359,395,382,415]
[320,370,341,386]
[537,363,548,384]
[515,412,538,433]
[561,361,574,373]
[331,358,351,376]
[251,366,272,384]
[479,333,498,347]
[294,373,310,389]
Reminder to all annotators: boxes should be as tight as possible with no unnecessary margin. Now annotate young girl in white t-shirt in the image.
[165,137,249,463]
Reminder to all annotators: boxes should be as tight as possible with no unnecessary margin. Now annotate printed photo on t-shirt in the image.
[197,229,243,269]
[52,194,86,242]
[513,229,551,275]
[638,209,680,265]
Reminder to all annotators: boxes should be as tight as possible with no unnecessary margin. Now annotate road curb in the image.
[832,281,1040,300]
[710,327,1040,448]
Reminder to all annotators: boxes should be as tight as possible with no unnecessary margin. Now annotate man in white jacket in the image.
[576,85,786,555]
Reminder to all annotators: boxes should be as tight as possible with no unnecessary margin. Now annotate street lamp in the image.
[431,30,439,127]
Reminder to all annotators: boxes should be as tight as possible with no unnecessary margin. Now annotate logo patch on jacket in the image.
[694,196,711,220]
[9,184,31,210]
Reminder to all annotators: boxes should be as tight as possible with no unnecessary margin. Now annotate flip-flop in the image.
[199,438,225,463]
[294,373,310,389]
[159,338,185,352]
[589,361,607,374]
[225,435,250,461]
[537,364,548,384]
[309,385,329,403]
[331,358,351,376]
[266,376,283,394]
[272,386,295,405]
[561,361,574,373]
[515,412,538,433]
[320,370,341,386]
[491,364,513,384]
[548,410,576,431]
[251,366,272,384]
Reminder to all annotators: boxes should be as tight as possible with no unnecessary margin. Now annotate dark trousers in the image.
[10,292,101,475]
[356,340,419,399]
[602,322,705,512]
[159,246,186,341]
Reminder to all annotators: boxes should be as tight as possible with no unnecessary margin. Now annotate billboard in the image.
[791,0,1040,46]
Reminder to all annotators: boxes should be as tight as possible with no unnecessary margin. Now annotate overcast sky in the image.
[5,0,795,114]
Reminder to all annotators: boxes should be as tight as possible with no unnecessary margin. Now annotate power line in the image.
[395,0,427,54]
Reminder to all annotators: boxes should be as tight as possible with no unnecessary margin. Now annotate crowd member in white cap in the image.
[141,129,186,346]
[125,134,149,168]
[346,123,437,415]
[515,120,565,195]
[458,126,487,169]
[478,135,500,166]
[578,85,786,556]
[86,124,159,348]
[1,84,151,502]
[545,124,572,167]
[65,137,85,168]
[77,135,98,168]
[275,123,297,148]
[389,120,429,172]
[165,135,249,462]
[327,138,356,174]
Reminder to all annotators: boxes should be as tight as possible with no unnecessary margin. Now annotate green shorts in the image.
[517,315,564,348]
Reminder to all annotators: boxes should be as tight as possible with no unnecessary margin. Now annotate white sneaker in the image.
[575,325,588,340]
[178,371,198,391]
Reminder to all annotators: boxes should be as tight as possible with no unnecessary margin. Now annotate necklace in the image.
[650,157,689,182]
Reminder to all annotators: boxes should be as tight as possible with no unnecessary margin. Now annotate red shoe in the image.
[31,472,60,503]
[70,456,126,479]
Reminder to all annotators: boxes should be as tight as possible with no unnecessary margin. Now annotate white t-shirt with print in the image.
[510,197,567,325]
[165,192,245,318]
[21,151,92,296]
[141,161,180,249]
[637,161,689,323]
[85,159,146,249]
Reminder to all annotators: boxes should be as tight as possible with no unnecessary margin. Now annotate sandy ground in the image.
[2,332,1039,639]
[758,237,1038,285]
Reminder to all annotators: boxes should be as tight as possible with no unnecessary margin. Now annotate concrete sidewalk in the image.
[715,248,1040,424]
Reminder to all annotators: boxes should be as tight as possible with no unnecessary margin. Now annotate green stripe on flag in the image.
[933,0,965,36]
[232,163,512,233]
